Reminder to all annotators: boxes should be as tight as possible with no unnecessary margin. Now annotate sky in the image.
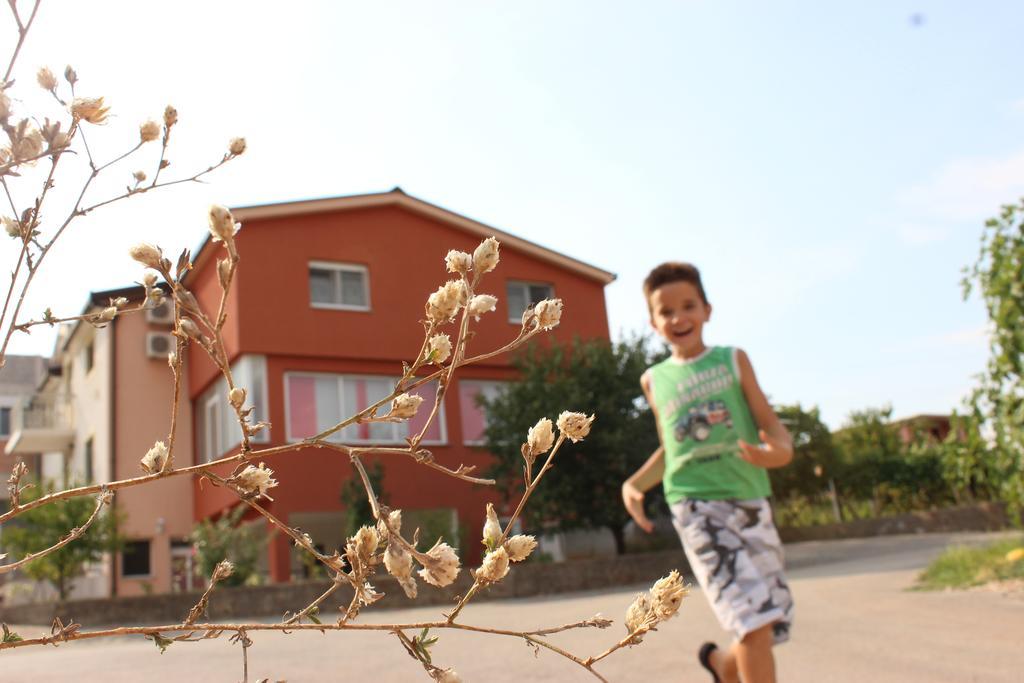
[2,0,1022,428]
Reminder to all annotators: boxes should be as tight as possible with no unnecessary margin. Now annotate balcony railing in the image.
[13,393,73,431]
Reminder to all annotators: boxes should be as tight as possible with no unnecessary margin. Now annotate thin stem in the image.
[2,0,41,84]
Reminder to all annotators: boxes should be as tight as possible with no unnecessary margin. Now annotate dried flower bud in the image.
[139,119,160,143]
[384,538,417,599]
[624,592,652,634]
[36,67,57,91]
[526,417,554,457]
[228,137,246,155]
[476,546,510,583]
[132,170,147,183]
[208,204,239,244]
[482,503,502,549]
[12,126,43,162]
[473,236,500,275]
[178,317,202,340]
[427,333,451,364]
[163,105,178,127]
[167,352,176,369]
[3,217,20,238]
[425,280,467,323]
[649,570,689,620]
[445,250,472,275]
[434,669,462,683]
[143,272,158,288]
[468,294,497,320]
[229,387,246,408]
[505,534,537,562]
[556,411,594,443]
[533,298,563,330]
[112,297,129,308]
[63,65,77,85]
[417,541,460,587]
[0,92,10,122]
[212,560,234,583]
[388,393,423,419]
[98,306,117,322]
[71,97,110,125]
[217,258,232,288]
[235,462,277,499]
[352,525,379,564]
[140,440,168,474]
[129,243,163,270]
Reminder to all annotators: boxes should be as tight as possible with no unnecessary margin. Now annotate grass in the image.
[915,536,1024,590]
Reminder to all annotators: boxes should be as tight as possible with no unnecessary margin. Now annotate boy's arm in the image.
[621,373,665,533]
[735,349,794,468]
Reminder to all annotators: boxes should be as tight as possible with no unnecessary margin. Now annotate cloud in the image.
[900,149,1024,223]
[896,222,952,246]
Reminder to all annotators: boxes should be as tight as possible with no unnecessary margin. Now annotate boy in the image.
[622,262,794,683]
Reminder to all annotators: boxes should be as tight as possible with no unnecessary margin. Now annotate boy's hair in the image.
[642,262,709,307]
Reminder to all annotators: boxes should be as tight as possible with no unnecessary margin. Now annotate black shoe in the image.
[698,642,722,683]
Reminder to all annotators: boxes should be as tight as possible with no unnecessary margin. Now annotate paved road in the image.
[2,531,1022,682]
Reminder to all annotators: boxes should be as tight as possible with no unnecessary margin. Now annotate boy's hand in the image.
[738,430,794,469]
[622,481,654,533]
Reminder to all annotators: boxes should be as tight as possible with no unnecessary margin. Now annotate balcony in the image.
[4,393,74,455]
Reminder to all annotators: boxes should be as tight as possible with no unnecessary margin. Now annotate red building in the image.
[186,189,614,582]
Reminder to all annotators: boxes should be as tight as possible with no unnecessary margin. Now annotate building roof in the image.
[192,188,617,285]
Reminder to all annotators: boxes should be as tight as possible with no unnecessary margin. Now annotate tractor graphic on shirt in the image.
[674,400,733,443]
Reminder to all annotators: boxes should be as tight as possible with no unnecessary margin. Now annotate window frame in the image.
[198,355,270,464]
[284,371,447,446]
[505,280,555,323]
[0,406,10,438]
[309,261,371,312]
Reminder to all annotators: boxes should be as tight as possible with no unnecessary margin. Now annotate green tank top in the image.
[646,346,771,502]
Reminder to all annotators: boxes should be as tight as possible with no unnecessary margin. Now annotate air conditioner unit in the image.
[145,332,175,359]
[145,300,174,326]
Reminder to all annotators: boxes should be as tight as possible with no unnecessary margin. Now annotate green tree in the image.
[833,405,901,461]
[770,403,838,499]
[0,480,122,601]
[191,505,270,587]
[340,461,386,540]
[960,198,1024,515]
[482,336,663,554]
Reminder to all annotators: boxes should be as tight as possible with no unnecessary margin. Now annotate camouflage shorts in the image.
[670,498,793,644]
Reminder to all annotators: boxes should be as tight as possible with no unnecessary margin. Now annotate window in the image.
[84,436,94,483]
[122,540,151,577]
[0,406,10,438]
[506,281,554,323]
[458,380,507,445]
[84,342,94,373]
[197,355,269,463]
[285,373,445,445]
[309,261,370,311]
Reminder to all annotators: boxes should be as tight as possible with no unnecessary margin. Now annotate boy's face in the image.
[648,281,711,356]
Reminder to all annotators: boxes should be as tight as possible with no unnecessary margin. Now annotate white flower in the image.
[388,393,423,419]
[467,294,497,320]
[228,137,247,155]
[208,204,239,243]
[355,581,383,606]
[505,535,537,562]
[473,236,500,274]
[534,298,563,330]
[649,570,689,620]
[427,333,452,364]
[352,525,378,563]
[445,250,472,275]
[526,417,554,457]
[139,119,161,143]
[384,539,417,599]
[235,463,277,499]
[129,243,163,270]
[556,411,595,443]
[212,560,234,583]
[140,441,168,474]
[482,503,502,549]
[475,546,510,583]
[417,541,461,587]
